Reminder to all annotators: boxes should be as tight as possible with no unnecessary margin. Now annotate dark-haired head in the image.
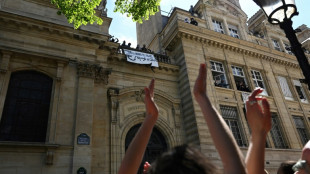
[277,161,296,174]
[147,144,216,174]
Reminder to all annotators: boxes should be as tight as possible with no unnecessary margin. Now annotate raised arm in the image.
[245,88,271,174]
[193,64,246,174]
[118,79,158,174]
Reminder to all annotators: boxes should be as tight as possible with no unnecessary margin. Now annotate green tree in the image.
[114,0,161,23]
[51,0,161,29]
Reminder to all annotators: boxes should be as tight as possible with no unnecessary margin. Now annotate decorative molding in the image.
[77,61,111,84]
[108,88,120,124]
[174,30,299,68]
[56,62,64,81]
[0,12,109,47]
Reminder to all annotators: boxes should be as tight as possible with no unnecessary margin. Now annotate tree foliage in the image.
[51,0,103,29]
[51,0,161,29]
[114,0,161,23]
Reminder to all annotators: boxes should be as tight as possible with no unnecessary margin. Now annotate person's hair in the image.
[147,144,216,174]
[277,161,296,174]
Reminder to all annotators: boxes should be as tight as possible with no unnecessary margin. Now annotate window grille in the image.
[277,76,294,100]
[270,113,288,148]
[251,70,268,95]
[0,71,53,142]
[212,19,224,34]
[293,116,309,145]
[220,105,246,146]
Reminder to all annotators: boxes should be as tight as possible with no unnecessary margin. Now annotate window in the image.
[0,71,53,142]
[228,24,239,39]
[220,105,246,146]
[277,76,294,100]
[284,43,293,55]
[231,66,250,92]
[293,116,309,145]
[293,80,308,103]
[270,113,288,148]
[210,61,229,88]
[272,39,282,51]
[251,70,268,95]
[212,19,224,34]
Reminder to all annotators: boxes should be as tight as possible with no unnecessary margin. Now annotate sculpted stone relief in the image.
[77,61,111,84]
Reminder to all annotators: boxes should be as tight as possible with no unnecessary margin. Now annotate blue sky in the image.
[106,0,310,47]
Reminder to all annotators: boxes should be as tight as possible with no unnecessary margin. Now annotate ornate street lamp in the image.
[253,0,310,90]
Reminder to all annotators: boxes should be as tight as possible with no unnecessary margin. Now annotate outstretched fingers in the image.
[248,88,263,101]
[148,79,155,98]
[262,98,270,116]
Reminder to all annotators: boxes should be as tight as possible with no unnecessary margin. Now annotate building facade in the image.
[137,0,310,173]
[0,0,181,174]
[0,0,310,174]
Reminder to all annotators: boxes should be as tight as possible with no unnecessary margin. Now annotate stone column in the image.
[222,18,230,35]
[239,17,248,41]
[72,62,111,174]
[279,39,286,52]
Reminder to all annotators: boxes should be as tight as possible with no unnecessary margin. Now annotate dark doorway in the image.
[125,124,168,174]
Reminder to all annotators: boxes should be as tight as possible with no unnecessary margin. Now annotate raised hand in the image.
[193,63,247,174]
[118,79,158,174]
[245,88,271,174]
[246,88,271,136]
[144,79,158,123]
[194,64,207,99]
[143,162,151,174]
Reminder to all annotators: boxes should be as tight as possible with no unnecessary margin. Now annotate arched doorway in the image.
[125,124,168,174]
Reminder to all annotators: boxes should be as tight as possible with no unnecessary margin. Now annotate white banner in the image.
[123,49,158,67]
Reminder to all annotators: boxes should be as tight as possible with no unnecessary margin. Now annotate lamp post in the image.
[253,0,310,90]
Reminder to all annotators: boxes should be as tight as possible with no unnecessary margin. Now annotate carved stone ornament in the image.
[96,0,107,17]
[77,62,111,84]
[108,88,120,124]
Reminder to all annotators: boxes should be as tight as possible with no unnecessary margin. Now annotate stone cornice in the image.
[0,11,109,47]
[163,20,299,68]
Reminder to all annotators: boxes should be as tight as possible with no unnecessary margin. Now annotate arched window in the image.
[125,124,167,174]
[0,71,53,142]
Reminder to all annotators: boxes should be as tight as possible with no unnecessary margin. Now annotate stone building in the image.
[137,0,310,173]
[0,0,180,174]
[0,0,310,174]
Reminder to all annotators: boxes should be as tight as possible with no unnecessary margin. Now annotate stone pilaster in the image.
[222,18,230,35]
[72,61,111,174]
[0,51,11,73]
